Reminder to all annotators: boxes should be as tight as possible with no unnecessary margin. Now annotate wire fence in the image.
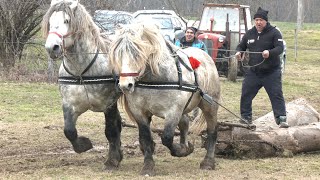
[1,39,319,83]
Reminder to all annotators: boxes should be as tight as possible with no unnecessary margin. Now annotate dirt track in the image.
[0,116,171,176]
[2,113,320,179]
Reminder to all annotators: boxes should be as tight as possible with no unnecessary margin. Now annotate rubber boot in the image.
[239,116,252,125]
[276,116,289,128]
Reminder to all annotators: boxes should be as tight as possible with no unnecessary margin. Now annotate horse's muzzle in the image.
[118,81,135,94]
[46,44,62,59]
[118,73,138,93]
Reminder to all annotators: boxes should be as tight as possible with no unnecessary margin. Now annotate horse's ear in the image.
[50,0,62,6]
[50,0,79,9]
[69,0,79,10]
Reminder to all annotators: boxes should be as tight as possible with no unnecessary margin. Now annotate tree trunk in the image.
[215,98,320,158]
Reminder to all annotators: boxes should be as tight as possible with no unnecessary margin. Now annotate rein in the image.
[238,52,266,68]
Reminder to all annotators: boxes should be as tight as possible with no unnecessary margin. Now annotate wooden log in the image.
[216,98,320,158]
[254,98,320,130]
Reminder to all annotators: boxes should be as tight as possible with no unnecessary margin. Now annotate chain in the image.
[211,49,266,68]
[241,58,266,68]
[218,139,283,152]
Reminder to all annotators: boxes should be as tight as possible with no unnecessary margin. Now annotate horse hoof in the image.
[72,136,93,153]
[200,158,215,170]
[187,141,195,154]
[104,159,120,171]
[170,143,194,157]
[140,161,155,176]
[140,168,155,176]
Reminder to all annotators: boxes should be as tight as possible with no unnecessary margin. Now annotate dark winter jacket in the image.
[236,22,284,74]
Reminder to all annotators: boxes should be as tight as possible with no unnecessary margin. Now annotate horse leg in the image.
[198,102,219,170]
[63,104,93,153]
[178,114,194,155]
[104,102,123,170]
[137,116,156,176]
[162,115,193,157]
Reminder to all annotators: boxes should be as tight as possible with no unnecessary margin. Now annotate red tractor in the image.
[197,3,252,81]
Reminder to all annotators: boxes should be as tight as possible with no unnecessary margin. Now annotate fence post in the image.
[47,57,55,83]
[294,29,298,61]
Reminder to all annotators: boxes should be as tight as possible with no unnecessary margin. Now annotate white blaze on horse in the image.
[42,0,123,169]
[109,22,221,176]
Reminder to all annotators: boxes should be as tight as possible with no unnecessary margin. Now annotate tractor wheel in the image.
[227,57,238,82]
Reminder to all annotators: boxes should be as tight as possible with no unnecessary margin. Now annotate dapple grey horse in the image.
[42,0,122,169]
[109,22,221,176]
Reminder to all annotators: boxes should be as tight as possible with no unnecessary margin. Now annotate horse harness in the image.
[58,49,117,85]
[57,43,213,107]
[48,21,116,86]
[131,42,214,108]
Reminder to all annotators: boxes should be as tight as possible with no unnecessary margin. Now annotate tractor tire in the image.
[227,57,238,82]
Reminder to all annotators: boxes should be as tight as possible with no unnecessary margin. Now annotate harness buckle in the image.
[79,76,84,85]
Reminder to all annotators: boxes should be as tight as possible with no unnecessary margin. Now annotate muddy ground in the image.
[2,111,320,180]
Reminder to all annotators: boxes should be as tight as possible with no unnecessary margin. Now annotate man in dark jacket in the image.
[235,7,289,128]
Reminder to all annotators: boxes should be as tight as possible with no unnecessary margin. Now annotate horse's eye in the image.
[64,19,69,24]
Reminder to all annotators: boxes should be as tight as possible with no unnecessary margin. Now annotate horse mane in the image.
[109,22,171,75]
[41,1,110,54]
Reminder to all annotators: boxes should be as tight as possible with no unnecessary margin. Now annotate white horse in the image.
[42,0,122,169]
[109,22,221,176]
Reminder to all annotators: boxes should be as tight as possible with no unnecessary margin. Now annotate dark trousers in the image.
[240,69,286,119]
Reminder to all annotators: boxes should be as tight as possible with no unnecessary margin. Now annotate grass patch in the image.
[0,82,61,122]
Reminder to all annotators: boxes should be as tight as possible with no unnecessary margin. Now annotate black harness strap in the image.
[58,75,115,85]
[178,57,193,72]
[166,40,193,72]
[58,49,117,85]
[62,49,100,77]
[80,49,100,76]
[183,91,196,111]
[175,58,183,88]
[165,41,201,110]
[135,81,198,92]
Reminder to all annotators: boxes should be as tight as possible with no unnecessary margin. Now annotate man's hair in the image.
[186,27,197,34]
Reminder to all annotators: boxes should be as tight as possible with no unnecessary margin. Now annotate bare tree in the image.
[0,0,43,70]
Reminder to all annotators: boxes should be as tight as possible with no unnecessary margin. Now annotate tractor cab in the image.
[197,4,252,80]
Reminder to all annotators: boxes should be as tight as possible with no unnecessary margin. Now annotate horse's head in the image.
[109,23,169,93]
[42,0,79,59]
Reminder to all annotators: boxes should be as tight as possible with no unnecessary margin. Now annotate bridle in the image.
[48,31,75,55]
[47,7,75,55]
[119,72,140,77]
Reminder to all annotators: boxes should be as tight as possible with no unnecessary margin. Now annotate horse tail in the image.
[119,95,138,125]
[189,109,206,135]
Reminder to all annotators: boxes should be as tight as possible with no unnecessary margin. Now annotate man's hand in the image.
[235,52,242,61]
[262,50,270,59]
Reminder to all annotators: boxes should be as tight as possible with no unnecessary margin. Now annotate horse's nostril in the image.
[53,45,60,51]
[128,83,133,89]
